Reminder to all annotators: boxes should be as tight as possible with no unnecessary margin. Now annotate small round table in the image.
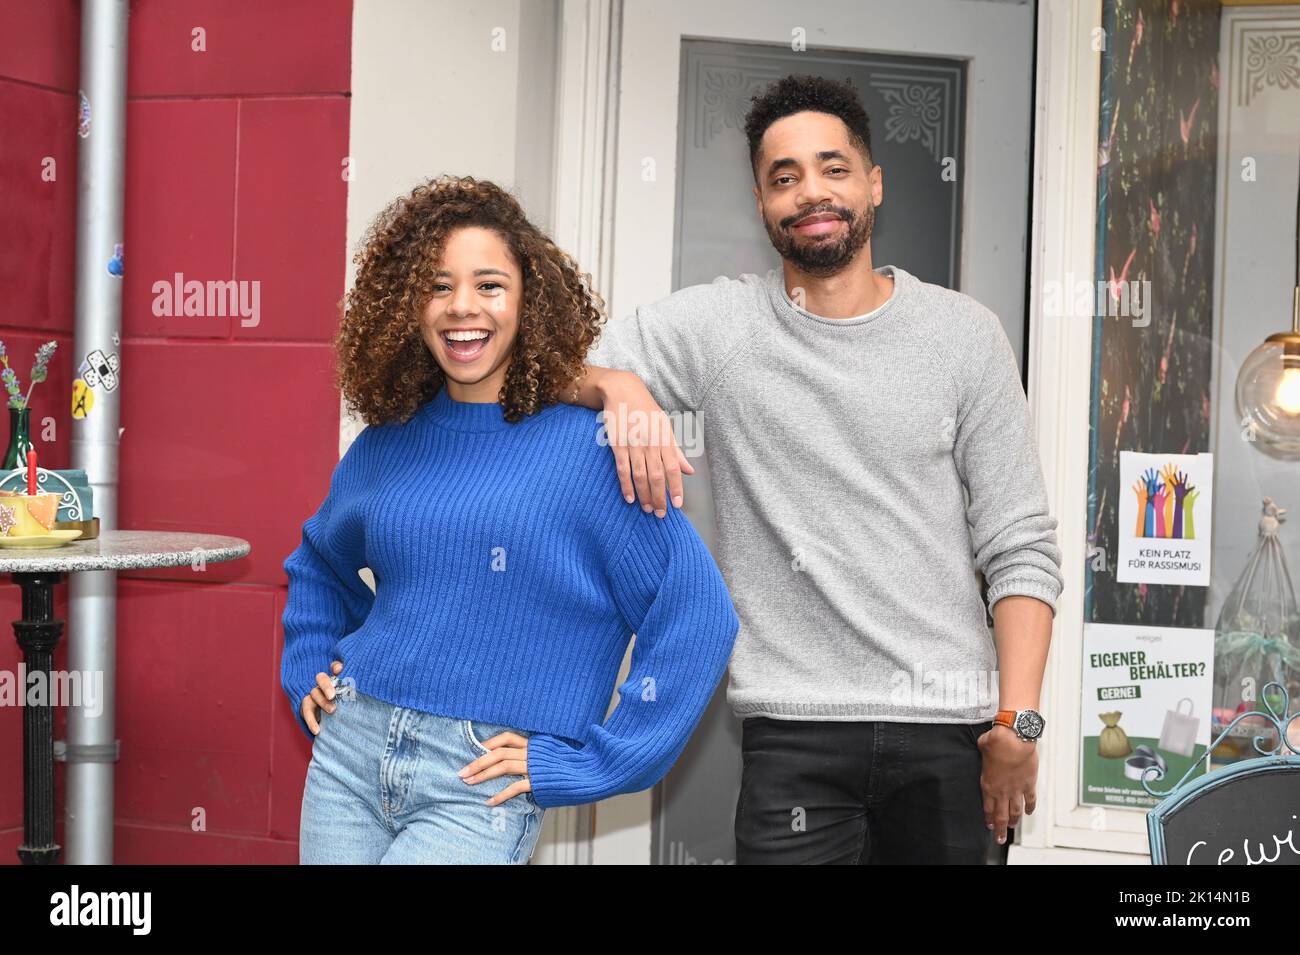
[0,530,250,864]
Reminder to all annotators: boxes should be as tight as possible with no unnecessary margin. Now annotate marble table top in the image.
[0,530,251,573]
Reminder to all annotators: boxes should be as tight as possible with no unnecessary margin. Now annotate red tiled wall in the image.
[0,0,352,863]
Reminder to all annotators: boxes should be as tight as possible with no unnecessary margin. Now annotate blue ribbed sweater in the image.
[280,387,740,809]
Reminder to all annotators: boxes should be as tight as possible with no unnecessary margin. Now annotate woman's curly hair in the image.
[336,175,607,426]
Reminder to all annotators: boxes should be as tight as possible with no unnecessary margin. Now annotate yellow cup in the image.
[0,492,61,536]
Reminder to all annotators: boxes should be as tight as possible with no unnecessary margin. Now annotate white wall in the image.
[347,0,557,274]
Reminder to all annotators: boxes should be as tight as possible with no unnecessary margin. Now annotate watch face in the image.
[1016,710,1045,739]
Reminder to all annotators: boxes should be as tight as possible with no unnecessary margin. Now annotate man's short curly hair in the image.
[336,175,606,427]
[742,74,873,183]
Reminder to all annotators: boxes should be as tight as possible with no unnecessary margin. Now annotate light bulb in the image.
[1277,367,1300,416]
[1236,337,1300,456]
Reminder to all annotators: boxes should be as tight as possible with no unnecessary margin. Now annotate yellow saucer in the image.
[0,529,84,548]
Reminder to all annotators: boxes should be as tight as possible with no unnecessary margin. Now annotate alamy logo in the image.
[49,885,151,934]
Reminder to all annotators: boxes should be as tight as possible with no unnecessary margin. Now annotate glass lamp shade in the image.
[1236,334,1300,457]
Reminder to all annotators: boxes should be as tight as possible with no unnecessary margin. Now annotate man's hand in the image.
[977,723,1038,845]
[598,369,694,517]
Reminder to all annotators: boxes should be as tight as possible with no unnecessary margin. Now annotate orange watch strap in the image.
[993,709,1017,729]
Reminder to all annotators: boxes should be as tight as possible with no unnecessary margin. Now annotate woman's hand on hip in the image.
[299,660,344,735]
[458,731,534,807]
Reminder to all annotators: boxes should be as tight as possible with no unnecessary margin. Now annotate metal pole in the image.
[67,0,128,864]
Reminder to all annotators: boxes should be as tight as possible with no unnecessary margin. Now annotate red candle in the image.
[26,450,36,495]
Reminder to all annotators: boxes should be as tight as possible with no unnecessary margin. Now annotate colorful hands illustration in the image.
[1132,465,1199,540]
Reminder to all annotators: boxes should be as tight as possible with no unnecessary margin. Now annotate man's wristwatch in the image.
[993,708,1045,743]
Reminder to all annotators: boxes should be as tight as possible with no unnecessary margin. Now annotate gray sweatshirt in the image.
[588,264,1063,724]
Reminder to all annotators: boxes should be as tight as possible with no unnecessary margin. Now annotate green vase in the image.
[3,405,32,471]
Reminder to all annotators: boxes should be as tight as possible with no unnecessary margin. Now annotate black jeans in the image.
[734,717,995,864]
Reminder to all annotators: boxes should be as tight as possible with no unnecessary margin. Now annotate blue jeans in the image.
[298,689,545,864]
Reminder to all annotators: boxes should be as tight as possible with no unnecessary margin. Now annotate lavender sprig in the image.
[21,341,58,409]
[1,367,21,410]
[0,340,60,410]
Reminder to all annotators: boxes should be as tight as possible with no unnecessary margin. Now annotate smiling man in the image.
[568,74,1063,864]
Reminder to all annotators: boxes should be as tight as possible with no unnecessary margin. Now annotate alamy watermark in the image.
[889,665,999,710]
[151,272,261,327]
[595,405,704,459]
[1041,271,1152,327]
[0,666,104,716]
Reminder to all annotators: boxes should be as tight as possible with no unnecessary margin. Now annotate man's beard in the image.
[764,201,875,277]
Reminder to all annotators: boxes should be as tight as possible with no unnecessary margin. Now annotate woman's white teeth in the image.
[444,329,490,360]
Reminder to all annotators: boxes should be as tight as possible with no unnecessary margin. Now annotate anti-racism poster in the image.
[1080,622,1213,809]
[1116,450,1213,586]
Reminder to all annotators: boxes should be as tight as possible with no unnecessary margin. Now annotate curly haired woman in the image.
[281,175,740,864]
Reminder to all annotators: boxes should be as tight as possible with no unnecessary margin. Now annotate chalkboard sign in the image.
[1146,682,1300,864]
[1148,754,1300,864]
